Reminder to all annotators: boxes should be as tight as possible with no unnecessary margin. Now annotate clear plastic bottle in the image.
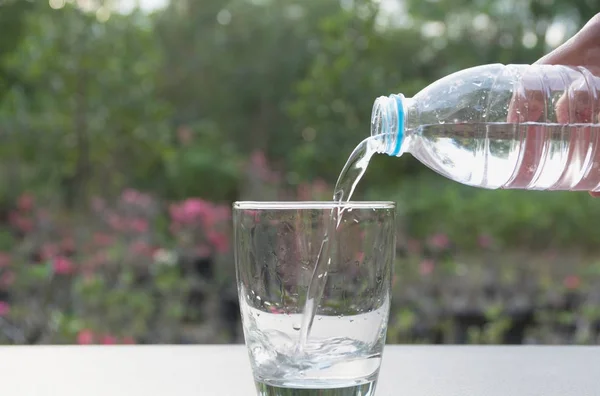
[371,63,600,191]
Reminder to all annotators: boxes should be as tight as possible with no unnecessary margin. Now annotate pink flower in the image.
[77,329,95,345]
[130,218,149,233]
[185,199,213,224]
[169,199,208,224]
[41,243,59,260]
[406,239,421,254]
[213,205,231,221]
[355,251,365,262]
[84,251,108,270]
[101,334,117,345]
[17,193,34,211]
[0,301,10,316]
[169,199,230,231]
[53,256,74,275]
[0,252,11,268]
[312,179,329,195]
[91,196,106,212]
[37,209,50,221]
[121,336,136,345]
[196,244,212,258]
[208,231,229,253]
[122,189,141,204]
[0,271,15,287]
[249,151,280,182]
[121,188,152,208]
[61,237,76,254]
[129,241,154,257]
[269,306,285,314]
[564,275,581,290]
[93,233,114,247]
[478,234,493,249]
[419,259,435,276]
[251,151,267,168]
[168,203,184,223]
[428,233,450,250]
[108,214,125,231]
[136,193,153,208]
[12,215,33,233]
[245,209,261,224]
[297,183,311,201]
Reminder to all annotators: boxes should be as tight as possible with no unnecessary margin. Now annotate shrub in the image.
[0,189,232,344]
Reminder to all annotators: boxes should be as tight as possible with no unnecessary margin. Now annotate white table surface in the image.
[0,345,598,395]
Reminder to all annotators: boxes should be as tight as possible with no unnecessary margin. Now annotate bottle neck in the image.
[370,94,416,157]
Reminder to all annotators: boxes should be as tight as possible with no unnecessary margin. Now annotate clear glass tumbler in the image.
[233,201,396,396]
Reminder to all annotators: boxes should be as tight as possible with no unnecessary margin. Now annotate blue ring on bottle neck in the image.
[390,95,404,156]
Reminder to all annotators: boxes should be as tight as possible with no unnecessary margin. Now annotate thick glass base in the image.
[255,380,377,396]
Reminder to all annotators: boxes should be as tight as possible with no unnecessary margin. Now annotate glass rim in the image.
[233,201,396,210]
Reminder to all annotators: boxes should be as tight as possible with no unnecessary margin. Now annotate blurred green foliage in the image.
[0,0,599,344]
[0,0,597,249]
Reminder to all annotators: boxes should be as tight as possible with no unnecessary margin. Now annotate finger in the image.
[507,89,544,123]
[536,13,600,67]
[505,68,552,188]
[555,77,596,124]
[553,75,600,192]
[506,71,600,190]
[507,13,600,192]
[507,70,545,124]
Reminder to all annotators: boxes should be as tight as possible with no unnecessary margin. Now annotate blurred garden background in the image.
[0,0,599,345]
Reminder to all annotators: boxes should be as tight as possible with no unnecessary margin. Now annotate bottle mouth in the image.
[370,94,405,156]
[370,99,384,140]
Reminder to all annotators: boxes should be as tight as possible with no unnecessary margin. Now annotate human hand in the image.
[538,15,600,196]
[507,15,600,194]
[536,14,600,71]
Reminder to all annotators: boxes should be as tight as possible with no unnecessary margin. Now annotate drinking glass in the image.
[233,201,396,396]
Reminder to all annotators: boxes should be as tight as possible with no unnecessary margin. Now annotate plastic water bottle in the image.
[371,63,600,191]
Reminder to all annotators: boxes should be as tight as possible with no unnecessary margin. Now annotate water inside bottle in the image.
[414,121,600,191]
[296,136,383,352]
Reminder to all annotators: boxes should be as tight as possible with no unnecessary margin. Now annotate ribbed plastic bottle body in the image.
[373,63,600,191]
